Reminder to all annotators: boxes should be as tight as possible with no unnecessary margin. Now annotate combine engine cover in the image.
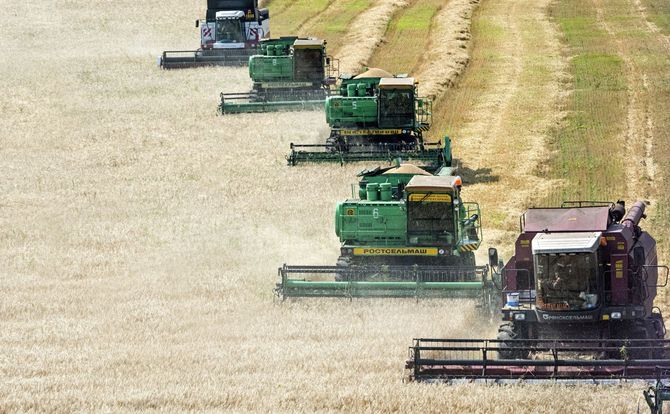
[159,0,269,69]
[276,162,494,303]
[218,37,338,114]
[288,71,443,165]
[406,200,670,383]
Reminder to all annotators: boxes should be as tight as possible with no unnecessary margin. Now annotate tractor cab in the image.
[213,11,246,48]
[404,175,479,247]
[378,78,416,129]
[532,232,601,311]
[291,39,327,83]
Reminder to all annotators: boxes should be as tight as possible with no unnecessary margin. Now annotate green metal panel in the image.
[249,55,293,82]
[336,200,406,243]
[325,96,378,127]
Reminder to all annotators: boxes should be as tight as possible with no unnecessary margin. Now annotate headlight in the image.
[438,249,445,255]
[513,313,526,321]
[611,312,622,319]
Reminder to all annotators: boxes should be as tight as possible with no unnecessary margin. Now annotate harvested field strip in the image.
[335,0,408,74]
[298,0,374,55]
[544,0,628,204]
[640,0,670,34]
[427,0,565,254]
[367,0,443,74]
[264,0,332,36]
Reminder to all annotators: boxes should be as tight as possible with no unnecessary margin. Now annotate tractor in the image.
[218,37,338,114]
[287,68,444,165]
[159,0,269,69]
[276,153,495,304]
[406,200,670,383]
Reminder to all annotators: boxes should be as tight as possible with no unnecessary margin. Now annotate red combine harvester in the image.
[407,200,670,383]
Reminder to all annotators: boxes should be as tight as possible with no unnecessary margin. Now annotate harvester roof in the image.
[382,164,431,176]
[405,175,457,192]
[379,77,415,89]
[216,10,245,19]
[354,68,393,79]
[532,231,602,254]
[523,206,611,232]
[293,39,324,49]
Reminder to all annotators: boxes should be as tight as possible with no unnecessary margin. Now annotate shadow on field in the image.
[455,162,499,184]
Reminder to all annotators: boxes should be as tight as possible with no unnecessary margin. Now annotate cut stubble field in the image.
[1,0,668,412]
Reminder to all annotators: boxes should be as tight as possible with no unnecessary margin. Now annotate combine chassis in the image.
[406,338,670,384]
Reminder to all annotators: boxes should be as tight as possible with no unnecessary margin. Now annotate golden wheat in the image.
[0,0,660,412]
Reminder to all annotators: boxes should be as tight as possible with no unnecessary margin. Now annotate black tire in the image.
[335,255,351,282]
[496,322,529,359]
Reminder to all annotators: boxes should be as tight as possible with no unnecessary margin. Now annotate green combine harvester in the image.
[277,158,496,303]
[287,68,444,165]
[218,37,338,114]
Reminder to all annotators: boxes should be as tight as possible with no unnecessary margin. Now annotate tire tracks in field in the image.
[593,0,657,202]
[446,0,566,248]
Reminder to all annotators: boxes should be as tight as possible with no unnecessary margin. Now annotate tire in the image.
[335,255,351,282]
[497,322,529,359]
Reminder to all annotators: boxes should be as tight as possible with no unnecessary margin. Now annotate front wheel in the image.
[497,322,530,359]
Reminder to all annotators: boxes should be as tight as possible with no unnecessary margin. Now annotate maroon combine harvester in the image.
[407,200,670,383]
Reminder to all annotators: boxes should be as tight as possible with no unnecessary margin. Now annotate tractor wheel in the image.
[496,322,529,359]
[335,255,351,282]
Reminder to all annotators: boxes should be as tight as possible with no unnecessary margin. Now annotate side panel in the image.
[326,97,378,127]
[200,21,216,48]
[337,201,406,243]
[249,55,293,82]
[243,21,267,45]
[610,253,628,305]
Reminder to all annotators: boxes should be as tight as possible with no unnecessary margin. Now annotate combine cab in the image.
[159,0,269,69]
[287,68,442,165]
[218,37,338,114]
[276,160,496,305]
[406,200,670,383]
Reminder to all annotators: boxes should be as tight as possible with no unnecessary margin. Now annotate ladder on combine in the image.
[276,264,497,307]
[406,338,670,384]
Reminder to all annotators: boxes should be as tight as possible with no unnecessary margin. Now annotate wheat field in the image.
[0,0,662,412]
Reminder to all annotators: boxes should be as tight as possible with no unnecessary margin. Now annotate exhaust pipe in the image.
[623,201,646,228]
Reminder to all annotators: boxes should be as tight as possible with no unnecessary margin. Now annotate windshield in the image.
[535,252,598,310]
[216,19,244,43]
[379,89,414,128]
[407,193,454,238]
